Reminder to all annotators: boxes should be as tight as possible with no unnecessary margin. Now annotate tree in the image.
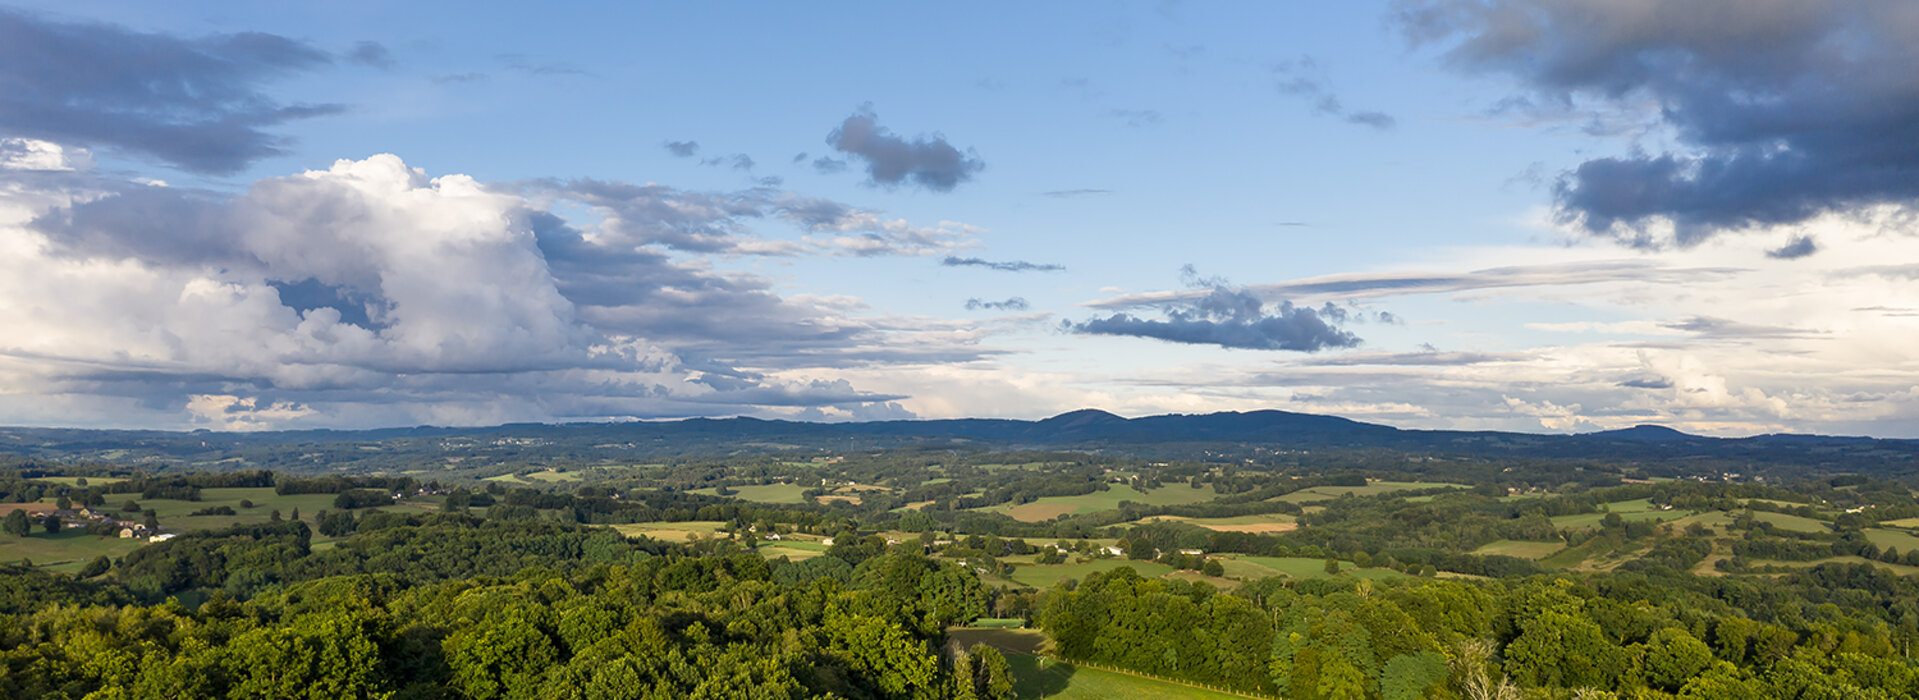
[291,507,301,521]
[1644,627,1714,692]
[56,496,71,510]
[271,509,283,522]
[1324,558,1341,575]
[1381,652,1448,700]
[143,510,160,530]
[1202,559,1225,577]
[42,513,60,534]
[5,509,31,537]
[78,555,110,578]
[970,644,1014,700]
[122,500,141,513]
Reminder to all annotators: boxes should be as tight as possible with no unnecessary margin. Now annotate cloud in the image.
[663,141,700,158]
[1301,350,1516,366]
[1085,260,1745,308]
[1042,189,1112,198]
[431,72,488,85]
[1068,269,1362,352]
[0,154,992,429]
[942,256,1065,273]
[966,297,1030,312]
[825,106,983,191]
[1397,0,1919,244]
[1767,235,1819,260]
[1618,377,1674,389]
[346,40,393,69]
[0,7,341,174]
[1108,109,1164,127]
[701,153,754,170]
[1659,316,1818,340]
[497,53,593,77]
[812,156,849,174]
[1272,55,1397,130]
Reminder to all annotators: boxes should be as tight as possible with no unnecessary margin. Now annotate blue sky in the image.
[2,1,1917,436]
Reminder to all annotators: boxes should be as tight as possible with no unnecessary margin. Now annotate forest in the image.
[3,427,1919,698]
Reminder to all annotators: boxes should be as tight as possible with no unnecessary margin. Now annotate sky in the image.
[1,1,1917,437]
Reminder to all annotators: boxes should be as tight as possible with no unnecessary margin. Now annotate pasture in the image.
[1269,481,1467,504]
[1473,539,1566,560]
[610,520,729,542]
[692,483,810,504]
[1139,513,1296,533]
[1749,510,1829,534]
[984,484,1222,522]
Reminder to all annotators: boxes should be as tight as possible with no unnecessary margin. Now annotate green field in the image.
[137,487,440,534]
[1549,499,1690,530]
[1749,510,1829,533]
[31,476,128,487]
[610,521,729,542]
[1006,654,1250,699]
[1139,513,1296,533]
[984,484,1221,522]
[969,618,1028,629]
[757,543,826,560]
[1270,481,1467,504]
[0,529,143,574]
[949,628,1249,699]
[1755,556,1919,577]
[1473,539,1566,560]
[692,483,810,504]
[1865,528,1919,552]
[5,487,442,572]
[1006,560,1175,589]
[1882,517,1919,529]
[1215,556,1403,581]
[482,468,582,484]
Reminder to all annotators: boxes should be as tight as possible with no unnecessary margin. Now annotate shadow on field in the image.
[1007,653,1075,698]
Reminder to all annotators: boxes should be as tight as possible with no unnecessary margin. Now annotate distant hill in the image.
[2,408,1916,474]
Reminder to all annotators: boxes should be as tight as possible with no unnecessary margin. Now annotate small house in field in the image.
[118,527,135,538]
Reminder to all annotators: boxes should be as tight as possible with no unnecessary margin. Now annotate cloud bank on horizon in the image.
[0,1,1915,438]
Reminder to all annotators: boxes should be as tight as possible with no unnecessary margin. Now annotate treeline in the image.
[1040,565,1919,698]
[0,548,998,698]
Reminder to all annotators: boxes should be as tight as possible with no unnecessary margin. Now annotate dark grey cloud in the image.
[0,7,341,174]
[1068,270,1362,352]
[942,256,1065,273]
[965,297,1030,312]
[825,106,983,191]
[1272,55,1396,130]
[1397,0,1919,244]
[1766,236,1818,260]
[346,41,393,69]
[663,141,700,158]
